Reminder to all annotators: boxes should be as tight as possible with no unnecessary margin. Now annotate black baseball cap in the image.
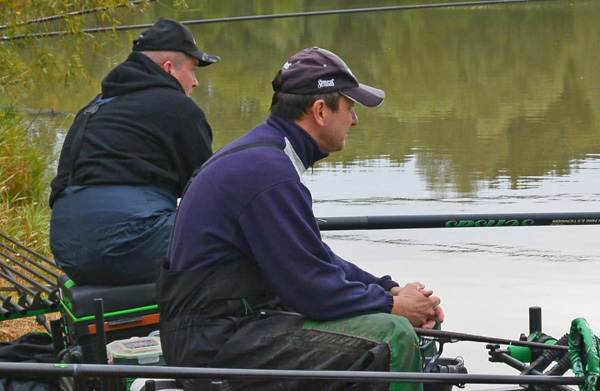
[272,46,385,107]
[132,18,220,67]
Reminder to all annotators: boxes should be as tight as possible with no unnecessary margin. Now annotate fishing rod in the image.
[0,362,584,386]
[0,232,58,269]
[317,211,600,231]
[0,240,61,280]
[415,328,568,351]
[0,293,15,317]
[0,256,55,296]
[1,0,556,41]
[0,269,56,310]
[0,263,50,331]
[0,247,58,286]
[0,0,155,31]
[0,292,26,316]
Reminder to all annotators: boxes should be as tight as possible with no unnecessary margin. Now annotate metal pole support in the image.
[50,318,65,359]
[529,306,542,334]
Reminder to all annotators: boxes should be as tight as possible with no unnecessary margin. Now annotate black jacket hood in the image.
[101,51,185,97]
[50,50,213,208]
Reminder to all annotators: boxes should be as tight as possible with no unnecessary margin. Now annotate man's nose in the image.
[351,108,359,126]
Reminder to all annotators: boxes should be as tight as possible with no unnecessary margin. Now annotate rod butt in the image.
[529,306,542,334]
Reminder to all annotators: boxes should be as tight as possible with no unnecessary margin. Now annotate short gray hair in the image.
[141,51,186,69]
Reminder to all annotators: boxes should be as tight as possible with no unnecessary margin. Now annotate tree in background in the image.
[0,0,154,252]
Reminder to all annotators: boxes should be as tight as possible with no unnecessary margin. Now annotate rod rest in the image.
[57,274,156,318]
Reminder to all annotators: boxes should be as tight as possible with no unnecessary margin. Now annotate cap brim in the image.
[186,50,221,67]
[340,83,385,108]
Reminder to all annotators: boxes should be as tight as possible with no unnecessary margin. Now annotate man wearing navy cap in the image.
[158,47,444,391]
[49,18,219,285]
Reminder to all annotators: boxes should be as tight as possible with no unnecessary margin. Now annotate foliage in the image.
[0,109,54,254]
[0,1,151,253]
[0,0,153,104]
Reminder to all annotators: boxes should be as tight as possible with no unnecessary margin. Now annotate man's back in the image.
[49,52,212,206]
[171,116,304,272]
[169,114,396,320]
[49,18,219,286]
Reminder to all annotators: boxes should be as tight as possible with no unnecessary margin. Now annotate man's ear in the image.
[161,60,174,74]
[310,99,326,127]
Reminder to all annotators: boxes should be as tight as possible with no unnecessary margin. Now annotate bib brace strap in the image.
[67,95,117,187]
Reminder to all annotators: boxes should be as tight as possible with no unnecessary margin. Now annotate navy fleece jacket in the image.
[170,115,398,320]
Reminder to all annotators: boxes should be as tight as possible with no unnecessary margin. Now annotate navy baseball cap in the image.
[272,46,385,107]
[132,18,220,67]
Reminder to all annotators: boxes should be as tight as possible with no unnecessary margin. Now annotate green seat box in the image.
[58,274,160,364]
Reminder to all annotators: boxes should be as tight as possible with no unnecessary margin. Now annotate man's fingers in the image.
[421,319,436,329]
[429,295,441,307]
[434,305,445,323]
[405,282,424,290]
[394,283,444,328]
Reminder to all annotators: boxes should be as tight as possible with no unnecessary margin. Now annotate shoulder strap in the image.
[67,95,117,187]
[169,142,280,258]
[181,141,280,199]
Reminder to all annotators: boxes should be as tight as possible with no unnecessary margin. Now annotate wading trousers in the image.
[181,313,422,391]
[50,185,176,285]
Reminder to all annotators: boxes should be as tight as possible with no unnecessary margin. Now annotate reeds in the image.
[0,109,53,256]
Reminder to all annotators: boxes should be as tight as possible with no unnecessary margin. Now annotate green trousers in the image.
[304,313,423,391]
[183,312,422,391]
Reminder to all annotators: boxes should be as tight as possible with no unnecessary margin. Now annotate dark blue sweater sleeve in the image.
[238,180,394,320]
[322,242,400,291]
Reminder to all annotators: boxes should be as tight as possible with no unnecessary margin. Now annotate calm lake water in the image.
[19,0,600,382]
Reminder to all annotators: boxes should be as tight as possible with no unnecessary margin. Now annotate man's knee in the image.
[306,313,417,346]
[368,314,418,347]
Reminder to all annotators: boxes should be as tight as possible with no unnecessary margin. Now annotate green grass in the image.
[0,109,53,256]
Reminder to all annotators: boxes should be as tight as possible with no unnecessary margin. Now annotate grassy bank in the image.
[0,0,168,343]
[0,109,56,342]
[0,109,54,252]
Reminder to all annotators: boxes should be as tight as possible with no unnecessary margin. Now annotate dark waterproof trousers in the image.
[182,313,423,391]
[159,259,423,391]
[50,185,176,285]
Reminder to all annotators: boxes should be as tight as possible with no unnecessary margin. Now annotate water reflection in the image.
[19,0,599,195]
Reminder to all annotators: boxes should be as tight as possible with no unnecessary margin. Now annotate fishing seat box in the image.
[58,274,159,364]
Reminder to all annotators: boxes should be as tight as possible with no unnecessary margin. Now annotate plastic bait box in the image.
[107,336,165,366]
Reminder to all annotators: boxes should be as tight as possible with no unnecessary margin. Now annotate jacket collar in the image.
[101,51,185,97]
[266,115,329,169]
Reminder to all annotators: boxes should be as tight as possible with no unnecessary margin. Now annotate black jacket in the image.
[49,51,213,207]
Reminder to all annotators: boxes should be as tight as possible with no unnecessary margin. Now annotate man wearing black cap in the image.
[49,18,219,285]
[158,47,444,391]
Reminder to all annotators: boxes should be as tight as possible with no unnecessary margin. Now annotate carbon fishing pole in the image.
[0,269,55,309]
[0,256,54,296]
[0,293,14,317]
[0,264,51,331]
[0,0,155,31]
[0,362,584,386]
[0,240,61,280]
[317,211,600,231]
[0,292,26,316]
[1,0,556,41]
[414,328,568,351]
[0,233,58,269]
[0,247,58,286]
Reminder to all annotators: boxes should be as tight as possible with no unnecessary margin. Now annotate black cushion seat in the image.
[58,274,157,319]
